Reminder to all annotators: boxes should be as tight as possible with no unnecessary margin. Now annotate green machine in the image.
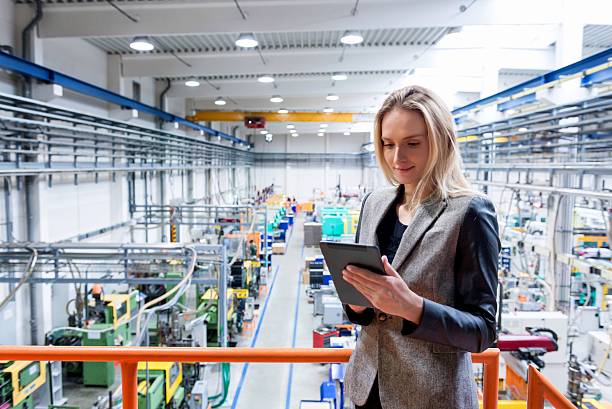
[137,362,185,409]
[82,323,116,387]
[46,290,139,387]
[0,361,46,409]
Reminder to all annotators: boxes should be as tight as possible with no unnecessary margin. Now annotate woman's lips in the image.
[394,166,415,173]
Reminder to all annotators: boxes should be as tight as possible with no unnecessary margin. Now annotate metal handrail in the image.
[527,365,575,409]
[0,346,500,409]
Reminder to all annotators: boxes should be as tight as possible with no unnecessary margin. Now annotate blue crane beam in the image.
[452,47,612,115]
[0,51,248,145]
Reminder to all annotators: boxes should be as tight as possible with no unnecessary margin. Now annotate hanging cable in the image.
[105,0,139,23]
[233,0,248,20]
[350,0,360,16]
[134,246,198,342]
[0,247,38,311]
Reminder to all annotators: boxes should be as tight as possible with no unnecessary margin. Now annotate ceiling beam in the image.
[31,0,577,39]
[121,47,555,78]
[186,111,355,123]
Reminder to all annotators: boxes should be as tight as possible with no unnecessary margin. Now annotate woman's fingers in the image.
[344,272,377,295]
[381,256,402,278]
[345,265,389,286]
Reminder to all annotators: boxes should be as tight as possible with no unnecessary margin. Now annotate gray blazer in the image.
[345,186,500,409]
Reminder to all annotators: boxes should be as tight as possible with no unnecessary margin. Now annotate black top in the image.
[376,201,408,264]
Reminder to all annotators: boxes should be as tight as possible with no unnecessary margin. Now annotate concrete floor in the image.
[224,214,330,409]
[61,213,333,409]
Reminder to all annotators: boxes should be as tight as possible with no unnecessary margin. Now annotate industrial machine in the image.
[198,288,244,347]
[136,362,185,409]
[46,288,140,387]
[0,361,46,409]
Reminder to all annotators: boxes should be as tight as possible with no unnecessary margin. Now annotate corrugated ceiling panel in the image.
[84,27,449,54]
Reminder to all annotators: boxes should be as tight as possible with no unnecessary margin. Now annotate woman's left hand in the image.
[342,255,424,324]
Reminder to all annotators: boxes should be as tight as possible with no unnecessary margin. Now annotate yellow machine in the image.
[137,362,183,405]
[0,360,46,408]
[102,293,132,327]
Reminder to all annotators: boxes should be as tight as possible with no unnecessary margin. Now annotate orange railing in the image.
[472,348,500,409]
[0,346,567,409]
[527,365,575,409]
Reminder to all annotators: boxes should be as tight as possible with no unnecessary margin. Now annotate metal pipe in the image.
[159,172,166,242]
[220,240,227,347]
[464,162,612,172]
[471,180,612,200]
[3,177,13,242]
[20,0,43,97]
[0,46,15,54]
[157,79,171,130]
[0,52,247,144]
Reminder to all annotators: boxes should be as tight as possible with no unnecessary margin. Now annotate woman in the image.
[342,86,500,409]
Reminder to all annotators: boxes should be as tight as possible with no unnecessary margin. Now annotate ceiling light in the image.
[323,107,334,113]
[270,95,284,103]
[260,130,268,135]
[340,30,364,45]
[258,74,275,83]
[319,123,328,128]
[317,132,324,137]
[291,133,299,138]
[214,97,227,106]
[344,131,351,136]
[278,108,289,114]
[326,93,339,101]
[332,73,348,81]
[287,124,295,129]
[185,78,200,87]
[235,33,258,48]
[290,130,297,134]
[129,36,155,51]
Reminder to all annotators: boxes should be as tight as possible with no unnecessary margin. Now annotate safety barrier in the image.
[0,346,568,409]
[527,365,575,409]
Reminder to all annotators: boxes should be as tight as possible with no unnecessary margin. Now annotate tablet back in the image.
[319,241,385,308]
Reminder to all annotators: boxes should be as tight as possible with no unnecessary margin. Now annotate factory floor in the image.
[222,214,329,409]
[59,214,329,409]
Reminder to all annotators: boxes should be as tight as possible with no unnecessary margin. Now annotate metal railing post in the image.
[527,364,574,409]
[472,348,499,409]
[121,361,139,409]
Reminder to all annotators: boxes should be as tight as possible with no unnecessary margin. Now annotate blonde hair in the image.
[374,85,474,207]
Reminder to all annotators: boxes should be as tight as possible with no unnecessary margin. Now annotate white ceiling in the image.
[15,0,612,117]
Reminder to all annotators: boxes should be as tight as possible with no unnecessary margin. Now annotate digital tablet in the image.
[319,241,385,307]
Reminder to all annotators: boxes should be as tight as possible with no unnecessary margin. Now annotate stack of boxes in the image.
[304,222,323,246]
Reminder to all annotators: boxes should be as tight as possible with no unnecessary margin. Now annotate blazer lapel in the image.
[365,186,402,247]
[391,197,448,271]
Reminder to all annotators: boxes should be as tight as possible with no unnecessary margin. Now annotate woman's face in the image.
[381,108,430,188]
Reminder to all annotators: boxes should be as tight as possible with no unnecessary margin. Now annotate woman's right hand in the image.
[348,304,367,313]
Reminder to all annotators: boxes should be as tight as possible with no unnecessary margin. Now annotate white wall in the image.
[253,132,371,200]
[38,37,109,116]
[0,0,16,94]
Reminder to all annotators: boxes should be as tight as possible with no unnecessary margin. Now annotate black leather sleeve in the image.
[345,304,376,326]
[401,196,500,353]
[343,192,375,326]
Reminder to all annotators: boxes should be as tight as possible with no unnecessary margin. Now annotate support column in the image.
[555,0,584,67]
[158,171,167,242]
[205,169,212,204]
